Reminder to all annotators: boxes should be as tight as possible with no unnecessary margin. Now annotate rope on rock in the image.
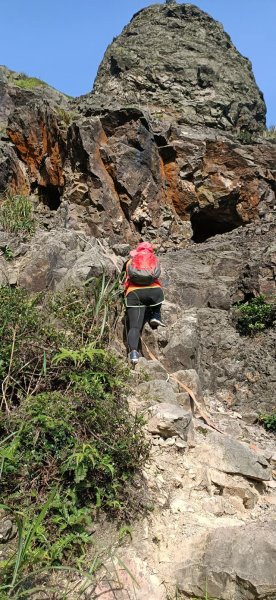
[141,338,224,434]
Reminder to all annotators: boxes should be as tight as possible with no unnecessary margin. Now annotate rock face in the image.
[155,221,276,413]
[177,521,276,599]
[84,3,266,132]
[1,102,275,246]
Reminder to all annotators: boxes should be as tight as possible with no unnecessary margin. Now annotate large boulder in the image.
[147,402,192,440]
[17,230,118,292]
[176,521,276,599]
[194,431,271,481]
[83,3,266,132]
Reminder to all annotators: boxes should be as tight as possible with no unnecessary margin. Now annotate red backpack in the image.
[127,250,161,285]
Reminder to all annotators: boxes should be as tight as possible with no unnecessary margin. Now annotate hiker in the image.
[122,242,165,365]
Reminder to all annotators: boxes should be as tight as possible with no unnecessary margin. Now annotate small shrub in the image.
[237,130,256,145]
[235,295,276,336]
[0,194,36,236]
[55,106,77,127]
[1,245,14,261]
[259,413,276,431]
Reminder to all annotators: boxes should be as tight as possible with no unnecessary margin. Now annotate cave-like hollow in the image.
[39,185,62,210]
[191,196,244,243]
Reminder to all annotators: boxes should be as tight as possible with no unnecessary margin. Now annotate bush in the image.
[235,295,276,336]
[55,106,77,127]
[237,130,256,145]
[0,281,149,590]
[258,413,276,431]
[0,194,36,235]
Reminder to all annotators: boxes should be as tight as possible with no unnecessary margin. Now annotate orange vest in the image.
[124,260,161,296]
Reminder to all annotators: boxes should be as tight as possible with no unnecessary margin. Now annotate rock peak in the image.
[85,2,265,132]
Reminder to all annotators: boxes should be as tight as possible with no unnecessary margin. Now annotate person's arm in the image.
[118,260,128,294]
[120,260,128,281]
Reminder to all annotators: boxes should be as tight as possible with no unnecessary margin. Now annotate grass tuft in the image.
[0,194,36,236]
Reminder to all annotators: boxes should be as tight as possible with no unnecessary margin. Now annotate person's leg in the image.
[126,305,146,351]
[148,288,165,327]
[149,305,165,329]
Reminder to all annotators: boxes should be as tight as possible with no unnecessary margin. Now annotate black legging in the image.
[125,287,164,351]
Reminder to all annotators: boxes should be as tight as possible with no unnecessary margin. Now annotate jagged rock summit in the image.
[83,2,266,132]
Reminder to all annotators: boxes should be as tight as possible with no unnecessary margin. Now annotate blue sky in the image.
[1,0,275,125]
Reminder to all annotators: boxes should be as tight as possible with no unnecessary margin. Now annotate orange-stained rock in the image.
[7,105,66,189]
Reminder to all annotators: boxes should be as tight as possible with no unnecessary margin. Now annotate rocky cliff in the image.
[0,3,276,599]
[81,3,266,133]
[0,0,275,434]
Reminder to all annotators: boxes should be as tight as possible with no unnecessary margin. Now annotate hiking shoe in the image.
[149,318,165,328]
[128,350,140,365]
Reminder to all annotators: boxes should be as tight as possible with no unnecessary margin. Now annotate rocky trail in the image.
[90,349,276,600]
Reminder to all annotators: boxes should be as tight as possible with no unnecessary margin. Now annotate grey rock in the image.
[242,412,259,425]
[172,369,202,398]
[138,379,178,405]
[0,519,16,544]
[0,232,11,248]
[0,141,28,194]
[163,310,198,371]
[196,432,271,481]
[83,4,265,132]
[161,250,237,310]
[177,521,276,599]
[112,243,130,257]
[176,392,191,411]
[147,402,192,440]
[56,247,116,289]
[17,230,117,292]
[157,226,276,413]
[137,358,168,381]
[209,468,259,509]
[0,257,8,285]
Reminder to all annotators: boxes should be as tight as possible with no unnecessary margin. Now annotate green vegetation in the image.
[10,73,48,90]
[235,295,276,336]
[0,194,36,236]
[0,279,149,595]
[258,413,276,432]
[55,107,77,128]
[1,246,14,261]
[263,125,276,142]
[237,130,256,145]
[237,125,276,145]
